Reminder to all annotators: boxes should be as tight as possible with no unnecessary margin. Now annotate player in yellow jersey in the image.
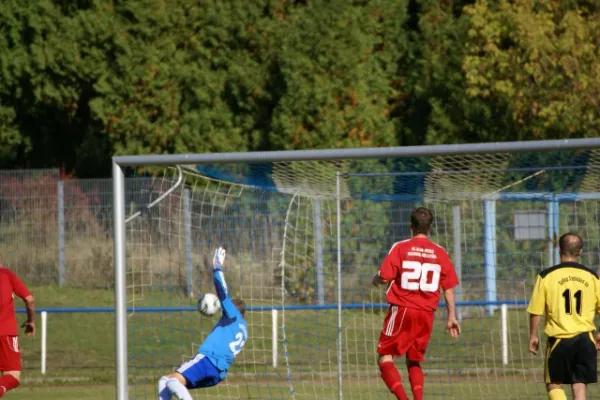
[527,233,600,400]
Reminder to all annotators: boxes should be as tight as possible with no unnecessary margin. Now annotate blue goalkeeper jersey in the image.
[198,267,248,378]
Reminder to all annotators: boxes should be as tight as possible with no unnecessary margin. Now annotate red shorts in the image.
[377,305,434,362]
[0,336,21,371]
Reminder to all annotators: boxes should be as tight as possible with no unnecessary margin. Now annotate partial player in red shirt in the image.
[372,207,461,400]
[0,266,35,398]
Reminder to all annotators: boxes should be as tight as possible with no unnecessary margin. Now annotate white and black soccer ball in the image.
[197,293,221,316]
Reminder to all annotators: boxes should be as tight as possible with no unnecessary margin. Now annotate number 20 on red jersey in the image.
[400,261,441,292]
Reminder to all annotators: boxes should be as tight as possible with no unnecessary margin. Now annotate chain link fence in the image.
[2,166,600,389]
[0,170,177,381]
[0,169,158,290]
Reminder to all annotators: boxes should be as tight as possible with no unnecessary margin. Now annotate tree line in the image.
[0,0,598,177]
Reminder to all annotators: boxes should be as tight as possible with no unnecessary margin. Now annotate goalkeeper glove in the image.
[213,247,226,268]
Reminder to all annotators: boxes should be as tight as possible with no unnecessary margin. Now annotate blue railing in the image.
[16,299,528,313]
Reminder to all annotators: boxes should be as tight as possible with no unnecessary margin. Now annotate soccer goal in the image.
[113,139,600,400]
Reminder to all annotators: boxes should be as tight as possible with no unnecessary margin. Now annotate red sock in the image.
[0,375,19,397]
[408,364,424,400]
[379,361,408,400]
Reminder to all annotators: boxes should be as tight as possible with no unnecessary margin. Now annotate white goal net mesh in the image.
[120,147,600,399]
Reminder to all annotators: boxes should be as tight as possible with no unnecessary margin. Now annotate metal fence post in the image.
[553,196,560,264]
[184,188,193,297]
[484,199,497,316]
[57,180,65,287]
[313,199,325,305]
[452,205,462,321]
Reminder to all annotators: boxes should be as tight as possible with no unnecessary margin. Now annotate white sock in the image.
[158,376,171,400]
[166,378,193,400]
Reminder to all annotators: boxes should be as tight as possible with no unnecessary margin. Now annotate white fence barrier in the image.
[41,311,47,374]
[34,303,513,373]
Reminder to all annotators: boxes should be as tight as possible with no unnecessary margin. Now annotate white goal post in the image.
[112,138,600,400]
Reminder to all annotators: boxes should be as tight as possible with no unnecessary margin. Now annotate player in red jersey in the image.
[0,266,35,398]
[372,207,461,400]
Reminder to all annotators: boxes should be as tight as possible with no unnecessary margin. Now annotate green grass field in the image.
[9,381,550,400]
[12,286,600,399]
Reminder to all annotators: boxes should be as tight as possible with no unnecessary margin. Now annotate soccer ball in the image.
[197,293,221,316]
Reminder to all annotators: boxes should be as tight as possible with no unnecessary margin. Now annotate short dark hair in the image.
[233,298,246,316]
[559,233,583,257]
[410,207,433,235]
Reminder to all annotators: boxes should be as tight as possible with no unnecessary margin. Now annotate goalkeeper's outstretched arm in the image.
[213,269,229,301]
[212,247,240,317]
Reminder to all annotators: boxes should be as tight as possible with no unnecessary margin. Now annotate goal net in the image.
[114,141,600,400]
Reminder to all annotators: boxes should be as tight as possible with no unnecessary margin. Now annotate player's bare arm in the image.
[443,288,461,337]
[528,314,541,355]
[21,295,35,337]
[372,274,388,286]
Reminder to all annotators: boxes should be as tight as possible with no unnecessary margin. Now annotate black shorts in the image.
[545,332,598,384]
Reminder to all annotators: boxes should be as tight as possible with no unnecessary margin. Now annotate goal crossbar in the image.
[113,138,600,167]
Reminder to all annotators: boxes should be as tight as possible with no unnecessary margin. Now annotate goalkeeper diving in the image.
[158,247,248,400]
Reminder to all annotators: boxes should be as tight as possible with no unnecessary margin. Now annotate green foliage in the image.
[0,104,25,160]
[92,0,258,156]
[0,0,599,176]
[0,0,114,174]
[464,0,600,138]
[400,0,519,145]
[266,0,408,149]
